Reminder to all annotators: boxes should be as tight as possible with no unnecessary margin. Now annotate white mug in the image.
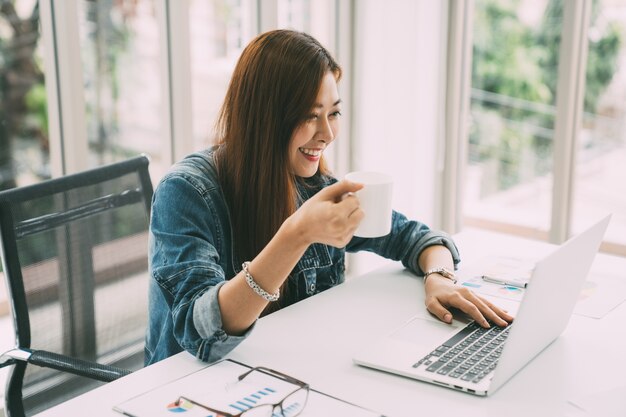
[344,171,393,238]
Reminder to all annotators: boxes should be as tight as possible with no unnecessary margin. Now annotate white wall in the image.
[349,0,448,276]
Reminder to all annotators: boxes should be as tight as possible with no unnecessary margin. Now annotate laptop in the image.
[353,215,611,396]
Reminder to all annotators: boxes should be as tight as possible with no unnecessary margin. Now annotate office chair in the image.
[0,155,153,417]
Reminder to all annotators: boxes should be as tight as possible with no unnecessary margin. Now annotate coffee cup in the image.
[344,171,393,238]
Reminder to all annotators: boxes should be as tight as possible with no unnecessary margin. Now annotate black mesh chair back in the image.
[0,155,153,416]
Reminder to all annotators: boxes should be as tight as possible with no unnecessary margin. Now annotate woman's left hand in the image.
[423,275,514,328]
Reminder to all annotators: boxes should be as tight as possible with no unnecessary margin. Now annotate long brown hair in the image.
[215,30,341,310]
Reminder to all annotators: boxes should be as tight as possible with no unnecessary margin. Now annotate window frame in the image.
[40,0,90,176]
[443,0,626,256]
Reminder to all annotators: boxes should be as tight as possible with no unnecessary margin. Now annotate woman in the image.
[146,30,512,365]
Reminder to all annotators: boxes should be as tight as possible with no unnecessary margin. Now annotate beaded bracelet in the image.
[242,262,280,302]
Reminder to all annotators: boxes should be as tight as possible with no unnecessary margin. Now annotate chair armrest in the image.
[0,356,17,368]
[0,348,29,368]
[27,349,132,382]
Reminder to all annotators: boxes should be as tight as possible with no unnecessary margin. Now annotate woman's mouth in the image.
[299,147,322,161]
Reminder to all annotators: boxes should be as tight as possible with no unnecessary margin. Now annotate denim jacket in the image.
[146,148,460,365]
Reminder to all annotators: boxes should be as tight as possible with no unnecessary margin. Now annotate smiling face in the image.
[289,71,342,178]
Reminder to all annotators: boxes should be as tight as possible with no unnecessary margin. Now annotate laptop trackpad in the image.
[390,316,464,350]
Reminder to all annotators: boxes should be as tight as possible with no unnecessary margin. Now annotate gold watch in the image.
[423,267,457,284]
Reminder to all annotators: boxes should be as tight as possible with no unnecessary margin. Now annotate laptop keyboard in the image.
[413,321,511,383]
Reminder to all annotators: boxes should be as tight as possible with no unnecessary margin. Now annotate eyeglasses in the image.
[175,366,310,417]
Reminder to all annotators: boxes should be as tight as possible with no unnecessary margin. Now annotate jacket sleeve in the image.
[150,175,254,362]
[345,210,461,275]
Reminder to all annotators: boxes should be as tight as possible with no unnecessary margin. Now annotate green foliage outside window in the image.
[470,0,622,193]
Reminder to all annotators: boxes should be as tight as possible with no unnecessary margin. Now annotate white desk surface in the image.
[35,228,626,417]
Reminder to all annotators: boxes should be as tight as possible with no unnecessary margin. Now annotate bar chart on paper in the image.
[227,386,276,413]
[114,361,286,417]
[114,360,382,417]
[161,386,303,417]
[228,389,307,416]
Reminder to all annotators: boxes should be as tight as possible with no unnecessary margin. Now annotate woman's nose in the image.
[318,118,334,143]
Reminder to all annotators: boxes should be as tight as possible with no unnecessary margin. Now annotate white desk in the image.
[35,229,626,417]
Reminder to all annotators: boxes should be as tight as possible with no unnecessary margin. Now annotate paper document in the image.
[456,255,535,302]
[457,255,626,319]
[114,359,382,417]
[574,272,626,319]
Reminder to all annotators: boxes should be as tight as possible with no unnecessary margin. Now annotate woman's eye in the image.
[308,114,319,121]
[330,111,342,118]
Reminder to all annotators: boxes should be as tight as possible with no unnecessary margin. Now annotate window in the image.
[278,0,333,51]
[78,0,167,177]
[0,0,49,399]
[572,0,626,254]
[460,0,625,255]
[278,0,311,30]
[0,0,50,189]
[465,0,563,237]
[0,0,49,318]
[189,0,255,149]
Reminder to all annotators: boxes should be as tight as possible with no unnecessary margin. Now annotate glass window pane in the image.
[78,0,168,180]
[277,0,333,51]
[0,0,50,189]
[573,0,626,252]
[278,0,311,31]
[189,0,254,149]
[464,0,563,237]
[0,0,49,375]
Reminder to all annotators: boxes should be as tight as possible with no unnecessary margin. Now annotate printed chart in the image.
[114,360,381,417]
[457,275,525,303]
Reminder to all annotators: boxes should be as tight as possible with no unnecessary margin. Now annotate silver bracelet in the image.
[242,262,280,302]
[423,267,457,284]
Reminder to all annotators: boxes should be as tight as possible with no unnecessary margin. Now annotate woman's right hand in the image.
[287,180,365,248]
